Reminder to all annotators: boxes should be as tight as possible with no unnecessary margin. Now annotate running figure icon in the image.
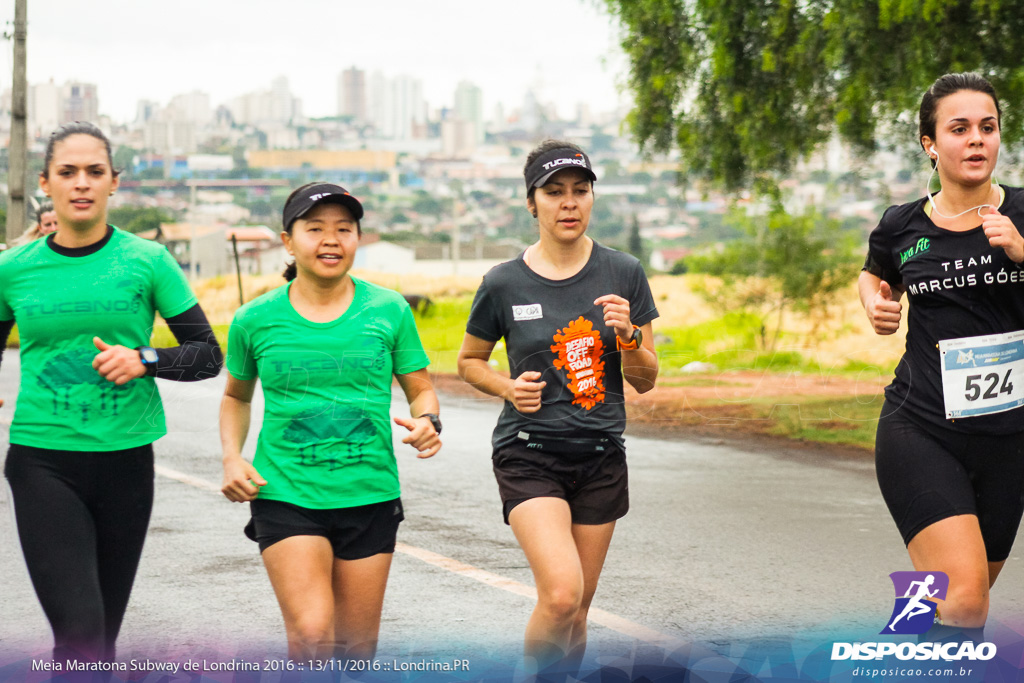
[889,574,939,630]
[882,571,949,635]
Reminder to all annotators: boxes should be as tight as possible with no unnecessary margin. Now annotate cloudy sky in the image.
[1,0,632,123]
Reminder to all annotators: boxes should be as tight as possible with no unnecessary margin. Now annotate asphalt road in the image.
[4,352,1024,678]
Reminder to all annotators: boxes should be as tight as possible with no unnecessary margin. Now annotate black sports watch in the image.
[137,346,159,376]
[419,412,442,435]
[630,325,643,347]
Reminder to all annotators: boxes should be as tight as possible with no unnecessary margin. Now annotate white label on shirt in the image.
[513,304,543,321]
[939,330,1024,419]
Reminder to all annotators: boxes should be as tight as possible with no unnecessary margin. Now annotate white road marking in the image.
[145,465,684,650]
[154,464,222,494]
[394,542,685,650]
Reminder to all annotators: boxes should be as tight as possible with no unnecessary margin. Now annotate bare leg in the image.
[331,553,393,660]
[907,515,995,628]
[509,498,583,673]
[262,536,336,660]
[564,521,616,672]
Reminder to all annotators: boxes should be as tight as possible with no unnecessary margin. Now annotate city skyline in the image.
[2,0,630,124]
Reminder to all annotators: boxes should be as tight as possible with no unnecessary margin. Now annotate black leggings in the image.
[3,443,154,661]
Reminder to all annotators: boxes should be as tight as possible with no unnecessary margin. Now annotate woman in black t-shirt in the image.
[860,73,1024,640]
[457,140,659,674]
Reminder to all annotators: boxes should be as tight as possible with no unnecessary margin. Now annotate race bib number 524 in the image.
[939,330,1024,419]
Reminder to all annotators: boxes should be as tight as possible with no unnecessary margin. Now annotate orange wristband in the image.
[616,325,640,350]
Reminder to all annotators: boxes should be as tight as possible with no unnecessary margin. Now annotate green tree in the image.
[685,202,860,351]
[412,192,446,215]
[627,215,645,262]
[108,206,175,234]
[603,0,1024,192]
[113,145,136,174]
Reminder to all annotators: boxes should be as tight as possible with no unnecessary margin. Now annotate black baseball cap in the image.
[283,183,364,230]
[524,147,597,190]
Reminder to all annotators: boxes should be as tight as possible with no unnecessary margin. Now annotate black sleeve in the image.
[628,259,659,327]
[152,304,224,382]
[465,276,504,342]
[0,318,13,370]
[863,206,903,286]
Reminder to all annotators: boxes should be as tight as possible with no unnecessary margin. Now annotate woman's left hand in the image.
[92,336,147,385]
[595,294,633,343]
[983,207,1024,264]
[394,416,441,459]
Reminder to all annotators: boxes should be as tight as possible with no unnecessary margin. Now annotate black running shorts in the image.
[491,439,628,525]
[875,400,1024,562]
[245,497,404,560]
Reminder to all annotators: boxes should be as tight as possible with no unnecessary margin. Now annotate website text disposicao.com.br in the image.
[835,640,996,678]
[851,666,975,678]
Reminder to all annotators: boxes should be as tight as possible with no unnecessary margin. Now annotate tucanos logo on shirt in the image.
[22,279,146,318]
[899,238,931,265]
[37,347,132,423]
[550,316,605,410]
[283,405,376,470]
[513,304,543,321]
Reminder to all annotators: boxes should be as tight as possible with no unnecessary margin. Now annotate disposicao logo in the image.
[882,571,947,635]
[830,571,997,663]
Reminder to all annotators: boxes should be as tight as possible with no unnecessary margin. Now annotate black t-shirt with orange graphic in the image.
[466,242,659,450]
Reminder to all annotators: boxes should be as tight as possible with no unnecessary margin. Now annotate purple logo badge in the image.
[881,571,949,635]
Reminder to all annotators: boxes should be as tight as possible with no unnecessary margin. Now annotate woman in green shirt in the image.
[220,182,441,662]
[0,121,222,662]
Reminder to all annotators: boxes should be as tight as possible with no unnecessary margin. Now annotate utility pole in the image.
[6,0,26,243]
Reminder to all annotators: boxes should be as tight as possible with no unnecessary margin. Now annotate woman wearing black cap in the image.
[457,140,659,673]
[219,182,441,662]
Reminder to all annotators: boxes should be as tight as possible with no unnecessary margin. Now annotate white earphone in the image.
[925,143,997,219]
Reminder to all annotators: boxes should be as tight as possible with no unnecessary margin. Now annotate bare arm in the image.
[858,270,904,335]
[456,333,546,413]
[594,294,659,393]
[394,368,441,459]
[219,374,265,502]
[619,322,659,393]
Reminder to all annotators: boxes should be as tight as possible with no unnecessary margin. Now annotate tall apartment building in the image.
[337,66,367,122]
[364,73,426,141]
[168,90,212,126]
[28,80,60,138]
[61,81,99,124]
[453,81,484,145]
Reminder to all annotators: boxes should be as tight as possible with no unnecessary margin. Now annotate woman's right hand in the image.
[221,455,267,502]
[866,280,903,335]
[507,371,547,413]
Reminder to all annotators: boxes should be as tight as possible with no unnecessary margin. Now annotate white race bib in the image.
[939,330,1024,419]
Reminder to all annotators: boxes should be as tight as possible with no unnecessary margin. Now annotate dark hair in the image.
[919,73,1001,164]
[524,139,589,202]
[34,200,54,223]
[41,121,118,179]
[281,182,362,282]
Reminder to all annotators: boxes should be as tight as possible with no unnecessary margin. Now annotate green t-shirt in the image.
[226,277,430,509]
[0,227,198,450]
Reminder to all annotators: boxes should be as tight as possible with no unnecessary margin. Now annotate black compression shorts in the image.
[875,400,1024,562]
